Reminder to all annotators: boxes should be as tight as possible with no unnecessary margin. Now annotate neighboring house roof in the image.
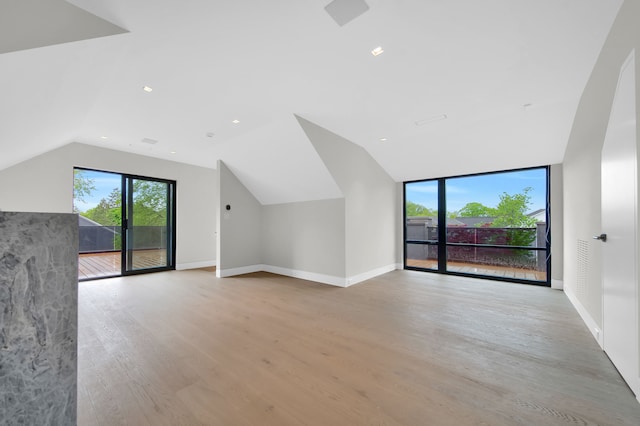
[527,209,547,223]
[406,216,436,226]
[446,218,467,227]
[455,217,495,227]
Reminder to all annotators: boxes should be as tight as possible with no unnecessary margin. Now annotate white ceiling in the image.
[0,0,127,54]
[0,0,623,204]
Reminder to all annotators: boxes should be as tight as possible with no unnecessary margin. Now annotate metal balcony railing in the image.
[79,225,167,253]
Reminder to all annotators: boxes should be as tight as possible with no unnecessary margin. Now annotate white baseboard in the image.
[346,263,398,287]
[551,279,564,290]
[263,265,346,287]
[176,260,216,271]
[216,264,262,278]
[564,285,603,349]
[215,263,398,287]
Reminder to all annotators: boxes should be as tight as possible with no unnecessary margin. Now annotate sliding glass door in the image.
[74,168,176,280]
[123,177,175,274]
[404,167,550,285]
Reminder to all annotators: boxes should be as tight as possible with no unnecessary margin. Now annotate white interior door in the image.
[601,50,639,397]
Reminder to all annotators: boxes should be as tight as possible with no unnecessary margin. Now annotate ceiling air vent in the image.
[324,0,369,27]
[141,138,158,145]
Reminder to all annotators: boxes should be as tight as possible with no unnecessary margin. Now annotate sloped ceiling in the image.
[0,0,127,54]
[0,0,624,204]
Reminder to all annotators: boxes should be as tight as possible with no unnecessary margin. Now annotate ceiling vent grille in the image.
[324,0,369,27]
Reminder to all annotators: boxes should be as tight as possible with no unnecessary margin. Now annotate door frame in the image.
[74,167,177,279]
[120,173,177,276]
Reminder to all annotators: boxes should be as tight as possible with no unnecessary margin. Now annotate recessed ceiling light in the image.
[232,119,240,124]
[170,151,176,154]
[415,114,447,126]
[143,86,153,93]
[371,46,384,56]
[100,136,108,140]
[379,137,388,142]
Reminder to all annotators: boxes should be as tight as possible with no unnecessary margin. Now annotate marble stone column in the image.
[0,212,78,425]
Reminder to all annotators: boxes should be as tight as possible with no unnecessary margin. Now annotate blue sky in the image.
[405,168,547,214]
[75,169,121,212]
[77,167,546,214]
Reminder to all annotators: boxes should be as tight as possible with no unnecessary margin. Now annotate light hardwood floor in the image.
[78,269,640,425]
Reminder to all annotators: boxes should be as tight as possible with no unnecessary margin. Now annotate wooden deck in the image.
[407,259,547,281]
[79,250,167,280]
[79,253,545,281]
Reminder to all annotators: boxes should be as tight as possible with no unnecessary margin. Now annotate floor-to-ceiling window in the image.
[74,168,176,280]
[404,166,550,285]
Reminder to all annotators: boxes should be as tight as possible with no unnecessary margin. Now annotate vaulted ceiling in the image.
[0,0,623,204]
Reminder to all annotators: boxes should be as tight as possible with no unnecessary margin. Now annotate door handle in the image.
[593,233,607,242]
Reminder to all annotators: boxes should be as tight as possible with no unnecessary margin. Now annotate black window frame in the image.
[74,166,177,280]
[403,166,551,286]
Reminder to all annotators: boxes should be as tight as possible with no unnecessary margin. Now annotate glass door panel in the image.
[124,177,174,273]
[405,180,439,271]
[406,243,438,269]
[444,169,547,282]
[74,168,123,280]
[446,246,546,281]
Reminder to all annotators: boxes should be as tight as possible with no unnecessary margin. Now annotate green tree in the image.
[83,182,167,226]
[83,188,121,226]
[131,180,167,226]
[406,201,437,217]
[73,169,95,213]
[492,187,537,228]
[491,187,537,247]
[458,202,496,217]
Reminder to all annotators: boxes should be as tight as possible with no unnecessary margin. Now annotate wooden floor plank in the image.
[78,269,640,425]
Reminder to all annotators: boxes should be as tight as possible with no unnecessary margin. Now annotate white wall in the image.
[216,160,262,275]
[0,142,217,269]
[216,117,398,286]
[550,163,564,287]
[562,0,639,342]
[396,182,405,266]
[217,159,348,284]
[343,154,397,279]
[297,116,398,281]
[262,198,346,280]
